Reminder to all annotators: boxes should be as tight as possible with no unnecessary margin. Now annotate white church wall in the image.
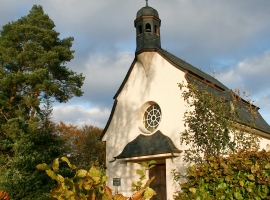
[260,136,270,151]
[103,51,270,198]
[166,158,178,200]
[103,52,189,197]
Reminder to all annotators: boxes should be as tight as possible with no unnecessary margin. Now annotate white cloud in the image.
[1,0,270,125]
[52,104,110,128]
[218,51,270,94]
[217,51,270,124]
[77,51,134,106]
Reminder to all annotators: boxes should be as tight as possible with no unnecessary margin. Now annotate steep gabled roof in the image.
[159,49,229,91]
[100,48,270,140]
[186,75,270,135]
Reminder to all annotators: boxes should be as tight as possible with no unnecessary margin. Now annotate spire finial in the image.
[146,0,149,7]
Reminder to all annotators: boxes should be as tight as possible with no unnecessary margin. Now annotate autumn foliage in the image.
[173,149,270,200]
[57,122,105,169]
[36,157,156,200]
[0,190,9,200]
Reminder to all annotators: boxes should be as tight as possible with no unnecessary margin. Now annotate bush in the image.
[37,157,156,200]
[174,149,270,200]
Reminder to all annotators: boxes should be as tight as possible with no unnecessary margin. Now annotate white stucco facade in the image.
[103,52,188,197]
[101,51,270,199]
[101,4,270,199]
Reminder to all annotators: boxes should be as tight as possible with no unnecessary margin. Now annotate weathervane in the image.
[146,0,149,7]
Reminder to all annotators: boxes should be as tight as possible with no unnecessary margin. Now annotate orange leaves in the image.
[56,122,105,169]
[0,191,10,200]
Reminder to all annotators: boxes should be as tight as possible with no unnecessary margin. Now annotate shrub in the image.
[173,149,270,200]
[37,157,156,200]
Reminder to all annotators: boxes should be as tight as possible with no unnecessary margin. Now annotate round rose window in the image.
[143,104,162,132]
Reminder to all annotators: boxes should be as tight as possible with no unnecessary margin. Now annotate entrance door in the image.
[149,164,166,200]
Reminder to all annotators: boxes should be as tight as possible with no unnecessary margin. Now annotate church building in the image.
[100,2,270,199]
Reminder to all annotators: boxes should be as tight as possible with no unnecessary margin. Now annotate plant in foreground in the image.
[37,157,156,199]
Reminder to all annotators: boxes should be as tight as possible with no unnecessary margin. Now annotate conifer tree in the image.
[0,5,84,199]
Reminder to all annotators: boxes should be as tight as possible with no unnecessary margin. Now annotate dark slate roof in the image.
[221,92,270,134]
[159,49,229,91]
[136,6,159,18]
[116,130,181,159]
[186,75,270,134]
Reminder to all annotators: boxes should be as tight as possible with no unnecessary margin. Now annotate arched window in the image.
[137,25,142,35]
[145,23,151,32]
[155,25,159,35]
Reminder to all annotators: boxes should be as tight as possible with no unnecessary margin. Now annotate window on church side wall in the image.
[155,25,159,35]
[143,104,162,132]
[138,25,142,35]
[145,23,151,32]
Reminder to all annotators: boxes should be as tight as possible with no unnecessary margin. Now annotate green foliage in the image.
[0,5,84,199]
[178,82,259,164]
[0,127,63,199]
[37,158,156,200]
[132,160,156,192]
[173,149,270,200]
[0,98,64,199]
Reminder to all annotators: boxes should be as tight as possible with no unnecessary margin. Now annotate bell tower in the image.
[134,0,161,52]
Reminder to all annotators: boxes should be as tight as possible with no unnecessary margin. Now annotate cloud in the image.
[1,0,270,125]
[51,51,134,127]
[52,104,110,128]
[77,51,134,107]
[217,51,270,124]
[218,51,270,95]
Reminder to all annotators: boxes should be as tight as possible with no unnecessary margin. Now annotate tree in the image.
[178,82,259,165]
[57,122,105,169]
[0,5,84,199]
[0,100,64,199]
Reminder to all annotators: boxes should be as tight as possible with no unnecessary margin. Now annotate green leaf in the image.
[89,167,101,183]
[217,183,227,190]
[239,180,244,187]
[61,156,76,170]
[64,178,74,189]
[189,188,196,194]
[143,187,156,199]
[234,192,243,200]
[247,174,255,181]
[46,169,57,180]
[264,163,270,169]
[148,160,156,165]
[52,158,59,171]
[136,169,144,175]
[56,174,65,183]
[141,162,148,168]
[75,169,87,179]
[36,163,50,170]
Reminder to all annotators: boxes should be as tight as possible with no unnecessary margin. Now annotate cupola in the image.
[134,0,161,52]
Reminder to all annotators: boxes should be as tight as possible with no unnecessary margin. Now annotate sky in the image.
[1,0,270,128]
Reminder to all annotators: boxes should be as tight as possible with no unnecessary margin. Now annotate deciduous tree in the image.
[178,82,259,165]
[57,122,105,169]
